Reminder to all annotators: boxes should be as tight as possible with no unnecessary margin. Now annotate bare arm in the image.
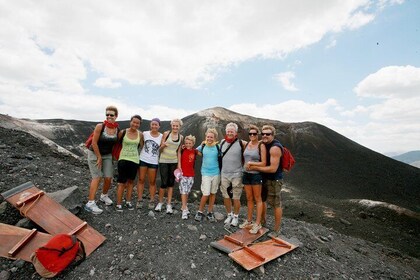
[159,131,169,151]
[250,146,281,173]
[91,124,103,167]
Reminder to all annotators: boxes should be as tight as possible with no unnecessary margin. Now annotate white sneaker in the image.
[166,204,173,214]
[224,213,233,225]
[249,223,262,234]
[155,202,163,212]
[231,215,239,227]
[84,202,103,215]
[239,220,253,229]
[100,194,113,206]
[182,210,188,220]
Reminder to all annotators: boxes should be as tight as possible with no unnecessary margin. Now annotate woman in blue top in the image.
[194,128,220,222]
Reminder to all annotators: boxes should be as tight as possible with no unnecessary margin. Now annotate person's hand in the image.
[96,157,102,169]
[246,161,252,171]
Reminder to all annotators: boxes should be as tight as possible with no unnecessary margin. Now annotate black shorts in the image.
[117,160,139,183]
[159,162,177,188]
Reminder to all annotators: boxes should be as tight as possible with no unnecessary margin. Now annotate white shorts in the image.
[201,175,220,196]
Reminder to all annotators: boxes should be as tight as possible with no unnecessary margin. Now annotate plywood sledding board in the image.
[210,226,269,254]
[229,237,298,271]
[1,181,106,256]
[0,223,52,262]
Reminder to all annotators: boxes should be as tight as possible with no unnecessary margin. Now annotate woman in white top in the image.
[136,118,163,210]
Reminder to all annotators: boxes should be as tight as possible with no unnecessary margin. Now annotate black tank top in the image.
[263,139,283,180]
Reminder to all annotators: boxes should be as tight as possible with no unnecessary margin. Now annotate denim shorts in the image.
[139,160,158,169]
[242,172,262,185]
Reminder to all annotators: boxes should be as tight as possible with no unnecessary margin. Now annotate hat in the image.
[174,168,183,182]
[151,117,160,125]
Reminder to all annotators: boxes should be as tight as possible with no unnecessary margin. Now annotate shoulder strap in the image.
[164,130,171,141]
[221,138,238,158]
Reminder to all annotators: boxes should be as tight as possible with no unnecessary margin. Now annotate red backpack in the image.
[85,124,105,149]
[31,234,85,278]
[280,146,295,172]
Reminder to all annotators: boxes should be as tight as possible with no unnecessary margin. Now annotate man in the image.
[220,123,247,227]
[248,125,283,237]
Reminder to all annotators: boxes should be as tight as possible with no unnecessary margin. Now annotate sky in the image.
[0,0,419,155]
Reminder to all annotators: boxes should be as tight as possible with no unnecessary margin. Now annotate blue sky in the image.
[0,0,419,155]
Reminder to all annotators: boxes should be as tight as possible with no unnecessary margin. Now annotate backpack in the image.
[85,124,105,149]
[31,234,85,278]
[280,146,295,172]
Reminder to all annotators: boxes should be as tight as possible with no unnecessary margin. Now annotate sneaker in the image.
[166,204,173,214]
[182,210,188,220]
[268,230,280,239]
[155,203,163,212]
[224,213,233,225]
[249,223,262,234]
[116,204,123,212]
[185,208,190,215]
[84,202,103,215]
[125,201,134,210]
[239,220,253,229]
[207,212,216,222]
[231,215,239,227]
[136,200,143,209]
[194,211,204,222]
[148,201,155,210]
[100,194,113,206]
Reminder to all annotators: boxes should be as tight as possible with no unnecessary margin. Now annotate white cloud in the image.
[94,78,122,89]
[0,0,375,91]
[354,65,420,99]
[274,71,299,92]
[326,39,337,49]
[229,99,339,124]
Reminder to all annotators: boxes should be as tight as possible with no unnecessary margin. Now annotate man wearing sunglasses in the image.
[247,125,283,238]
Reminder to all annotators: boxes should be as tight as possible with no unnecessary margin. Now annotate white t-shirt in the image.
[139,131,163,164]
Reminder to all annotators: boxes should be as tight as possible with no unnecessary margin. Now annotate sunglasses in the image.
[248,132,258,136]
[261,132,272,136]
[106,113,115,117]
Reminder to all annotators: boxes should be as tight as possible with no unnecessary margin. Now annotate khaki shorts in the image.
[87,150,114,178]
[201,175,220,196]
[264,179,283,208]
[220,176,243,199]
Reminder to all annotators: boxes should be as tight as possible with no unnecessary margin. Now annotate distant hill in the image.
[1,108,419,212]
[393,151,420,168]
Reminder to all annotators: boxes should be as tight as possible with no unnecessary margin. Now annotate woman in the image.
[115,115,143,212]
[240,125,266,233]
[156,118,183,214]
[136,118,163,209]
[194,128,221,222]
[85,105,119,215]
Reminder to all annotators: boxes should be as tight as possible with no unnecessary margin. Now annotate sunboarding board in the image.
[1,181,106,256]
[0,223,52,262]
[210,226,269,254]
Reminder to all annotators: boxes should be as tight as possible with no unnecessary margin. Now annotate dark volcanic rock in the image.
[0,122,419,279]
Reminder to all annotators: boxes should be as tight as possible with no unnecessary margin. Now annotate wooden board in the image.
[210,226,269,254]
[229,237,298,271]
[1,181,106,256]
[0,223,52,262]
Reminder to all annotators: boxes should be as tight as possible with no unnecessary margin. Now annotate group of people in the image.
[85,106,286,237]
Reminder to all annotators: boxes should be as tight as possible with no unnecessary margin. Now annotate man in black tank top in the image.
[247,125,283,237]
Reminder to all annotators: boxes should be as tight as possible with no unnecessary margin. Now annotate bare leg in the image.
[274,207,283,232]
[252,185,263,225]
[167,187,173,205]
[244,185,253,222]
[137,167,147,202]
[223,198,232,214]
[208,193,216,213]
[88,178,101,201]
[181,194,188,210]
[158,188,165,203]
[199,195,209,212]
[102,177,112,194]
[262,202,267,225]
[126,180,134,201]
[233,199,241,215]
[116,183,125,205]
[147,168,158,203]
